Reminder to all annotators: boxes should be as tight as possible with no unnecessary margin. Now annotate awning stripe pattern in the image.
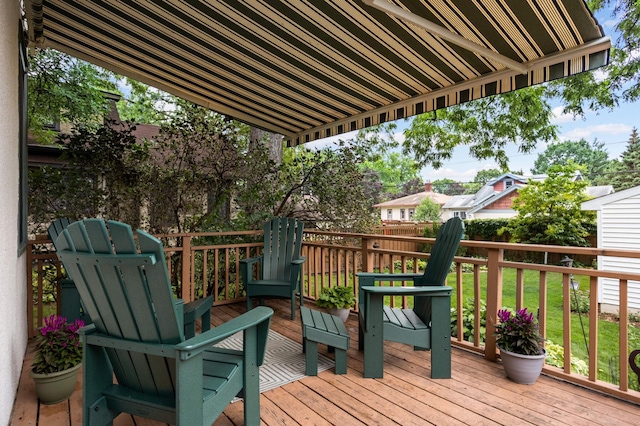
[27,0,609,146]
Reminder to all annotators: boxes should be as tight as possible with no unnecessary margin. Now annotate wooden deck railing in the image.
[27,228,640,405]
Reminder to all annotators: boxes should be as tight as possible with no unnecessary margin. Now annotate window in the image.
[400,209,405,219]
[504,179,514,189]
[408,208,415,219]
[454,211,467,219]
[387,209,392,220]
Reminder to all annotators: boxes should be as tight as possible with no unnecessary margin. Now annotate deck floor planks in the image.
[261,386,329,426]
[12,298,640,425]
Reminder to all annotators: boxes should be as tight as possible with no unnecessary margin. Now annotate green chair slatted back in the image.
[262,217,303,281]
[56,219,182,397]
[413,217,465,323]
[241,217,306,319]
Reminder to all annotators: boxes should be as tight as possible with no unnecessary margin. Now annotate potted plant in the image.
[30,315,85,404]
[495,308,546,384]
[316,286,356,322]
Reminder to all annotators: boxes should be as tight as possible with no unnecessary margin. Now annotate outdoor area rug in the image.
[214,329,333,396]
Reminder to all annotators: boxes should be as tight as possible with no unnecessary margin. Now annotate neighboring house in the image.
[374,182,451,222]
[582,185,640,313]
[441,172,614,221]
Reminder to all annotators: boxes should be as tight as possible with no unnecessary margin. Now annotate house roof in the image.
[374,191,451,208]
[467,184,524,214]
[443,174,611,212]
[582,185,640,211]
[26,1,609,146]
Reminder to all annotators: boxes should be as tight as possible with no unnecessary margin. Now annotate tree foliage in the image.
[29,121,149,233]
[531,139,611,184]
[502,162,596,247]
[549,1,640,115]
[414,197,441,222]
[606,127,640,190]
[363,152,420,198]
[28,48,117,143]
[432,178,466,196]
[403,86,557,170]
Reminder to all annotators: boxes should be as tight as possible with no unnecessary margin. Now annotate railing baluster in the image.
[562,273,572,374]
[620,279,629,391]
[589,275,599,382]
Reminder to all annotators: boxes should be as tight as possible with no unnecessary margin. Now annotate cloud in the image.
[559,123,633,141]
[550,106,576,124]
[421,165,487,183]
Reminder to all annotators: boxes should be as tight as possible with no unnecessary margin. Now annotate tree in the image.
[552,1,640,116]
[362,152,420,198]
[432,178,466,196]
[29,121,149,233]
[531,139,611,183]
[28,48,117,143]
[502,162,595,247]
[414,197,441,222]
[403,86,557,170]
[606,128,640,190]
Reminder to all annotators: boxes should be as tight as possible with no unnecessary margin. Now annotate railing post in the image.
[181,235,192,303]
[484,247,503,362]
[361,236,375,273]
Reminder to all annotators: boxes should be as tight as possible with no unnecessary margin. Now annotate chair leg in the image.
[290,294,296,320]
[247,297,253,312]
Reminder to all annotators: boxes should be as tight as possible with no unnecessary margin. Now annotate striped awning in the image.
[26,0,610,146]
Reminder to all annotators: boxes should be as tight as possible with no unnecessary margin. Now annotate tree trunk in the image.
[250,127,283,164]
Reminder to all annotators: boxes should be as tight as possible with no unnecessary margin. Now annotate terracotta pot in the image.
[327,307,350,322]
[499,347,546,384]
[30,362,81,405]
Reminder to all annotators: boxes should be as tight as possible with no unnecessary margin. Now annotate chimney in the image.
[424,181,433,192]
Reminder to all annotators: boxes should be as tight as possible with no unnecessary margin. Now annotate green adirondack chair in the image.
[241,217,306,320]
[54,219,273,425]
[48,218,212,339]
[357,217,464,379]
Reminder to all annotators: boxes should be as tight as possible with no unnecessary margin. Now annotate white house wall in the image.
[0,0,29,422]
[598,195,640,312]
[472,210,518,220]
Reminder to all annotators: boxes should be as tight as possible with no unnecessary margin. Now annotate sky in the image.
[307,4,636,184]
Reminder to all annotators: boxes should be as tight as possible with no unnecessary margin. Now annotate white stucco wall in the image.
[0,0,29,423]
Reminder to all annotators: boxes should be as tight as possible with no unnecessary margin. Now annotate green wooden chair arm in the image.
[357,272,423,282]
[81,325,178,358]
[176,306,273,359]
[183,295,213,323]
[360,285,452,296]
[240,255,263,266]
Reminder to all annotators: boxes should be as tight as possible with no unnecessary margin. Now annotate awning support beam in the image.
[363,0,529,74]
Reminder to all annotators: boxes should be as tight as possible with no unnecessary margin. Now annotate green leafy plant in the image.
[544,340,588,375]
[316,286,356,309]
[495,308,545,356]
[451,298,486,344]
[31,315,84,374]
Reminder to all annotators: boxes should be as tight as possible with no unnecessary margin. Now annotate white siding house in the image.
[582,185,640,313]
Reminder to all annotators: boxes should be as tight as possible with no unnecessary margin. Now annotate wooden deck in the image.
[11,299,640,425]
